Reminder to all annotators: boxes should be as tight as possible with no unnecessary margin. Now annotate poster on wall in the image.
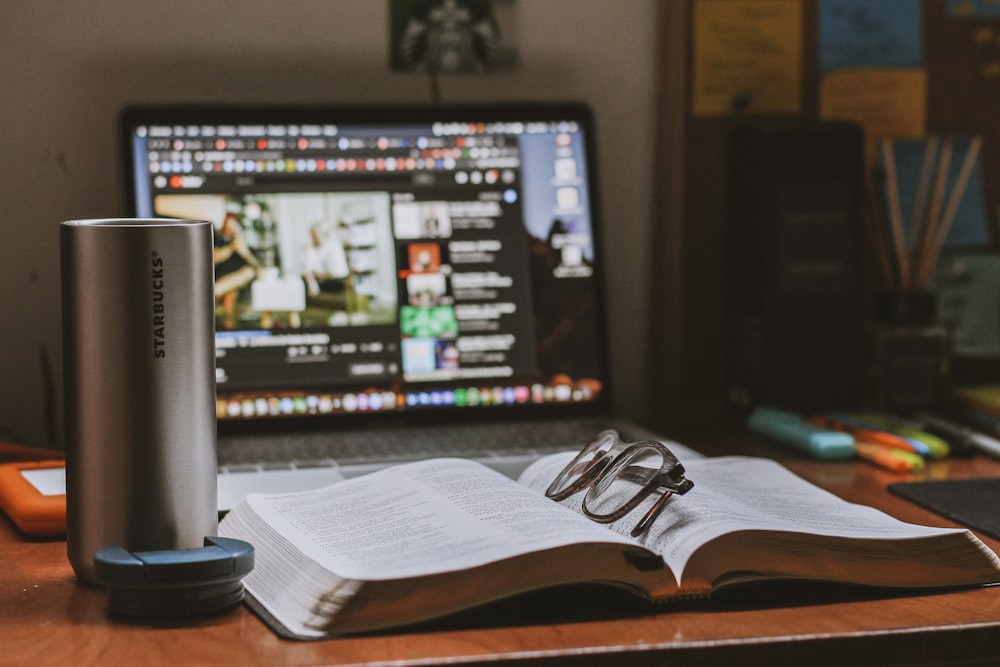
[389,0,518,73]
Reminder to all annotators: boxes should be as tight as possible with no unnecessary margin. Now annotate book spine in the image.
[726,121,865,413]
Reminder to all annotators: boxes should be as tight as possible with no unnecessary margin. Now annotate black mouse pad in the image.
[888,478,1000,541]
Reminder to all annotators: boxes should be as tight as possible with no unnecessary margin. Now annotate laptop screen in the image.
[120,104,611,430]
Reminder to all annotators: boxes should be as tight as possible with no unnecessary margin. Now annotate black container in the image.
[866,291,949,411]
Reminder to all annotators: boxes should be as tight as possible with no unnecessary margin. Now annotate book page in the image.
[519,453,971,579]
[237,458,639,581]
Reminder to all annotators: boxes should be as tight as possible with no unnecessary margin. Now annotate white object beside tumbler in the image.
[61,218,218,585]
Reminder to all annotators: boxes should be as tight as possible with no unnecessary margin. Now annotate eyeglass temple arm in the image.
[619,463,694,494]
[631,490,675,537]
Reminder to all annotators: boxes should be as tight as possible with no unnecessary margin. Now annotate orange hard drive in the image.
[0,460,66,536]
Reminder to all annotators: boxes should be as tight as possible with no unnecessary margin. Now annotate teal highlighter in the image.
[748,407,856,460]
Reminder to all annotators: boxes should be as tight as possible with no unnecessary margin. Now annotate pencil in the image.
[920,136,983,287]
[863,173,898,293]
[913,137,953,289]
[906,137,940,268]
[866,134,986,293]
[880,139,910,290]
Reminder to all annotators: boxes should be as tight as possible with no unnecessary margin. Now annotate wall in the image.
[0,0,660,446]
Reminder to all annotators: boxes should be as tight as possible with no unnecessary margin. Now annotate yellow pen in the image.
[855,441,925,472]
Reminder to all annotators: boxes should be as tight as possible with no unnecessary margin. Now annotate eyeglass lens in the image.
[585,443,666,520]
[546,430,621,499]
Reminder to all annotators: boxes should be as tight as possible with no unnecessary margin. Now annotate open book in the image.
[218,452,1000,639]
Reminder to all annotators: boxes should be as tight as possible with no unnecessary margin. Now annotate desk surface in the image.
[4,428,1000,667]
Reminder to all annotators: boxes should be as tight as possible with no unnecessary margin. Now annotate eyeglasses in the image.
[545,429,694,537]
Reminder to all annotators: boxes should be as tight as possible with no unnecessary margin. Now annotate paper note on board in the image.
[818,0,923,74]
[691,0,803,116]
[820,68,927,167]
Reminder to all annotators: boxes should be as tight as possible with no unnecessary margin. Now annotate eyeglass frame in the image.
[545,429,694,538]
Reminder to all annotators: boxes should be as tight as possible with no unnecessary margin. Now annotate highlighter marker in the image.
[810,414,925,457]
[854,441,925,472]
[748,407,856,460]
[857,413,949,459]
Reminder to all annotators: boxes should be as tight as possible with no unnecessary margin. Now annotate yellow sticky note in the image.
[692,0,803,116]
[819,68,927,166]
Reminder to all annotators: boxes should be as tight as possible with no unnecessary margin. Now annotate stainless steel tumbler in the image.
[61,218,218,585]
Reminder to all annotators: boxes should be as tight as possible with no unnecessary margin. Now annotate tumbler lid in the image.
[93,536,254,618]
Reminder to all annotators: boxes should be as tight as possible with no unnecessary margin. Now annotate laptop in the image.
[119,103,673,509]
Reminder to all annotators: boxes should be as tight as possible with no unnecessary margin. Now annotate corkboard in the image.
[648,0,1000,429]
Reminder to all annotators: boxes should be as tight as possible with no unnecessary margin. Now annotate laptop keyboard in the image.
[213,418,658,510]
[217,418,613,472]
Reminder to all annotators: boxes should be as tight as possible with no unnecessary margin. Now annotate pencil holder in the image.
[865,291,950,411]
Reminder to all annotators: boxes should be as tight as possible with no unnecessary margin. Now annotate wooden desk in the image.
[4,430,1000,666]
